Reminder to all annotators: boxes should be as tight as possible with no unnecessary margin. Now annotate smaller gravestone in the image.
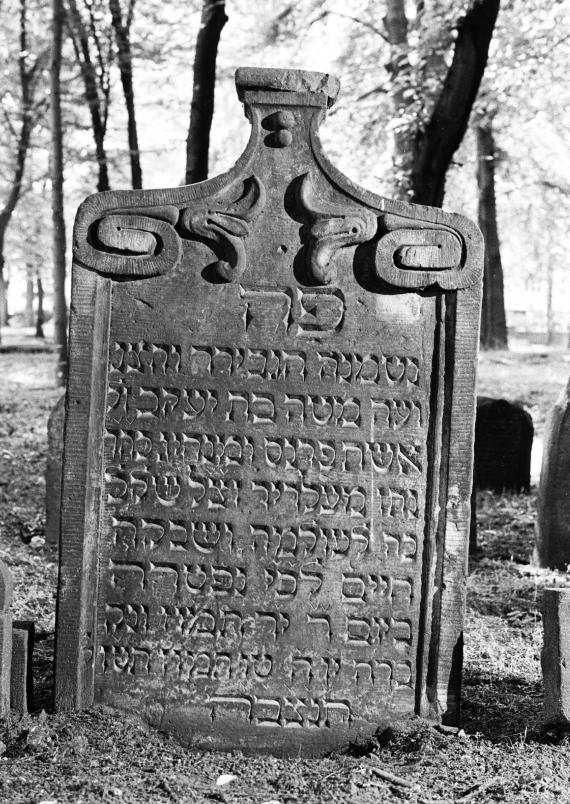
[11,621,34,713]
[542,588,570,724]
[470,397,533,554]
[536,381,570,570]
[0,560,13,716]
[474,397,533,494]
[46,394,65,547]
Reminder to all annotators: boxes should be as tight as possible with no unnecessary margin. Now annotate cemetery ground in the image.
[2,339,570,804]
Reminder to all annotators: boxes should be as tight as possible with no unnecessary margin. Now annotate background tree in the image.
[266,1,499,204]
[476,112,507,348]
[468,0,570,348]
[51,0,68,383]
[185,0,228,184]
[0,0,47,339]
[381,0,500,204]
[2,0,569,355]
[64,0,113,191]
[109,0,142,188]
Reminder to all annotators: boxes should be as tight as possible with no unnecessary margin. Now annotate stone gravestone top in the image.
[55,67,483,755]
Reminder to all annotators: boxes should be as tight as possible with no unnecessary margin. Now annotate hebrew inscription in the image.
[97,286,428,735]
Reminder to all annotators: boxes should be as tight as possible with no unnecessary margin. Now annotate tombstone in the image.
[0,560,13,717]
[11,621,34,713]
[470,396,533,555]
[536,380,570,570]
[55,67,483,755]
[474,397,533,494]
[45,394,66,547]
[542,588,570,725]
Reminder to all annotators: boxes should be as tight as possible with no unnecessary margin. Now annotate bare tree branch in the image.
[311,9,388,42]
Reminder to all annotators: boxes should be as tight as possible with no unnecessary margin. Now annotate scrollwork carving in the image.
[374,213,483,290]
[297,173,377,285]
[74,176,266,282]
[179,175,266,282]
[76,205,182,278]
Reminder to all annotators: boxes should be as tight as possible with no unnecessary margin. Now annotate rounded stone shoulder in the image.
[235,67,340,107]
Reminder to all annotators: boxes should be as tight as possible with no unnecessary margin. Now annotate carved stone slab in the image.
[542,588,570,725]
[55,67,483,755]
[0,560,13,717]
[11,620,35,713]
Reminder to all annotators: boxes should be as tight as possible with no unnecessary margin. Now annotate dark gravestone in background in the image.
[469,397,533,555]
[55,68,483,755]
[474,397,533,494]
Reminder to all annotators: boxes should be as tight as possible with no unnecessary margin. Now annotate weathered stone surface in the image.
[536,380,570,569]
[474,397,533,494]
[0,560,13,717]
[469,484,478,556]
[235,67,340,105]
[11,621,35,713]
[46,394,65,546]
[55,67,483,755]
[542,588,570,724]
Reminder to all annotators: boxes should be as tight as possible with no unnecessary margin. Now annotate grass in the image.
[1,344,570,802]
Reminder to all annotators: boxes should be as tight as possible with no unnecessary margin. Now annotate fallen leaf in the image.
[216,774,237,787]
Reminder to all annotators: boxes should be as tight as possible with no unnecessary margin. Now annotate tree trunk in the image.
[0,275,8,329]
[412,0,500,206]
[25,272,34,327]
[0,0,36,344]
[383,0,415,200]
[35,274,44,338]
[0,245,5,335]
[185,0,228,184]
[546,260,554,345]
[92,115,111,192]
[109,0,142,189]
[51,0,68,384]
[477,122,508,350]
[66,0,111,191]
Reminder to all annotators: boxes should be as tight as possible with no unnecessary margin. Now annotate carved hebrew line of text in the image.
[241,285,345,338]
[108,559,246,598]
[106,469,240,511]
[110,342,182,376]
[110,516,234,554]
[262,437,421,475]
[249,479,367,516]
[251,522,370,563]
[209,694,353,729]
[189,346,307,381]
[100,645,272,681]
[317,352,420,388]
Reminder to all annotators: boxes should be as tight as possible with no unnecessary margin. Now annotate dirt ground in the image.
[1,338,570,803]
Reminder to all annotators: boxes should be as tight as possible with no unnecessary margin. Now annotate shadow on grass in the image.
[467,566,543,620]
[462,669,542,742]
[473,490,536,564]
